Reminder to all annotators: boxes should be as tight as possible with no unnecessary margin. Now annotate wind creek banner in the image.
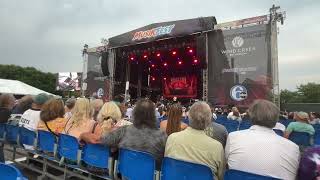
[108,17,216,48]
[207,24,272,106]
[163,75,197,98]
[84,53,110,101]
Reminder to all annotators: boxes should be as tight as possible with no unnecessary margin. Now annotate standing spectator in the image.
[160,103,187,135]
[225,100,300,179]
[227,107,242,121]
[309,112,320,125]
[63,98,95,140]
[284,112,315,138]
[0,94,15,162]
[19,93,49,131]
[38,98,67,135]
[90,99,103,121]
[64,98,76,120]
[165,102,225,180]
[125,103,133,120]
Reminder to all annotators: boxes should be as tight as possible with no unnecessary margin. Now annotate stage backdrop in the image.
[163,75,197,98]
[207,24,272,107]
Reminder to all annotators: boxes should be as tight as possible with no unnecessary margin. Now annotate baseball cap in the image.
[33,93,50,105]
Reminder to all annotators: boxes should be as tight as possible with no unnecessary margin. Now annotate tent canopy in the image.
[0,79,57,96]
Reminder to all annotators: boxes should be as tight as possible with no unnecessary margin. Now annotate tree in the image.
[280,83,320,105]
[0,64,61,95]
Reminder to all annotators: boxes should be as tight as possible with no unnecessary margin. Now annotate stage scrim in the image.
[208,24,272,106]
[163,75,197,98]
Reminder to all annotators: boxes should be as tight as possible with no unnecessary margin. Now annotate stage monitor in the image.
[163,75,197,98]
[56,72,81,91]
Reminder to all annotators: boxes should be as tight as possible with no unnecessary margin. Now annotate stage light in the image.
[143,55,148,59]
[151,64,155,68]
[163,77,167,80]
[152,77,156,81]
[156,53,161,57]
[172,51,177,55]
[163,62,168,66]
[188,49,193,53]
[130,57,134,61]
[193,59,198,63]
[178,61,182,65]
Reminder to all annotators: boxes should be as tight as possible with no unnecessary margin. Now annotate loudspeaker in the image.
[196,34,207,68]
[101,51,109,76]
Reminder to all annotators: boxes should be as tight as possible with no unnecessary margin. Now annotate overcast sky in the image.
[0,0,319,90]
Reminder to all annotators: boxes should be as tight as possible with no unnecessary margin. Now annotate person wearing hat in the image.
[284,111,315,139]
[19,93,50,132]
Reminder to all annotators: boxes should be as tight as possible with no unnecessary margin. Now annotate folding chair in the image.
[288,131,312,146]
[5,124,20,160]
[239,120,251,130]
[116,148,157,180]
[224,120,239,133]
[161,157,213,180]
[224,169,280,180]
[0,162,28,180]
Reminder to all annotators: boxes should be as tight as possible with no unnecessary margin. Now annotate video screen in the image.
[56,72,81,91]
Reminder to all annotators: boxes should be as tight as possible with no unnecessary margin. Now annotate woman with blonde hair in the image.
[63,98,95,140]
[80,101,132,143]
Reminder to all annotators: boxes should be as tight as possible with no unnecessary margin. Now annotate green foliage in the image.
[280,83,320,104]
[0,64,61,95]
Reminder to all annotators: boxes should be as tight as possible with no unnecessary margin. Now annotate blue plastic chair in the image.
[5,124,20,143]
[0,124,6,142]
[117,148,156,180]
[278,119,292,127]
[82,144,110,169]
[19,127,37,148]
[0,162,27,180]
[57,134,80,162]
[161,157,213,180]
[224,120,239,133]
[273,129,284,136]
[37,130,56,153]
[239,120,251,130]
[224,169,280,180]
[288,132,312,146]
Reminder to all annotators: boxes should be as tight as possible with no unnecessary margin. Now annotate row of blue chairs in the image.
[0,123,283,180]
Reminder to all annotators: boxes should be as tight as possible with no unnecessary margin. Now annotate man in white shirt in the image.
[225,100,300,180]
[19,93,49,131]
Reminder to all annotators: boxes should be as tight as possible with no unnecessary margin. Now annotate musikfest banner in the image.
[207,23,272,107]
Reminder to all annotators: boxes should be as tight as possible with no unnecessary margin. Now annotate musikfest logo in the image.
[230,85,248,101]
[97,88,104,98]
[221,35,256,57]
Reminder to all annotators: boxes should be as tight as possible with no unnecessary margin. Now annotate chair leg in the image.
[12,146,16,160]
[63,166,67,180]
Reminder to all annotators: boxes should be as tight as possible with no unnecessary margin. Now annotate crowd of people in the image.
[0,93,320,179]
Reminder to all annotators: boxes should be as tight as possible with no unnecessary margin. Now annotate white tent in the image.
[0,79,57,96]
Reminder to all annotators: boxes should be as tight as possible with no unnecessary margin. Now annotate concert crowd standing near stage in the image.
[1,92,320,179]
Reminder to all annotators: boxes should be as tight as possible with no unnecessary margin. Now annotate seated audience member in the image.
[225,100,300,180]
[165,101,224,180]
[227,107,242,121]
[284,111,315,138]
[90,99,103,121]
[125,103,133,119]
[80,101,132,143]
[310,112,320,125]
[64,98,76,120]
[0,94,15,162]
[12,95,33,115]
[205,114,228,148]
[288,112,295,120]
[298,146,320,180]
[19,93,50,131]
[84,99,167,168]
[160,104,188,135]
[63,98,95,140]
[38,98,67,135]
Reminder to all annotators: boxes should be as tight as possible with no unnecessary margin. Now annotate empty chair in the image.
[0,163,27,180]
[81,143,112,177]
[288,132,312,146]
[273,129,284,137]
[117,148,156,180]
[224,169,280,180]
[161,157,213,180]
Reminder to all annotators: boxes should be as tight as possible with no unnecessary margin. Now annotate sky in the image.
[0,0,319,90]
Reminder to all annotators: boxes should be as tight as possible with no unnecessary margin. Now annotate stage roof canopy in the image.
[0,79,57,96]
[108,16,217,48]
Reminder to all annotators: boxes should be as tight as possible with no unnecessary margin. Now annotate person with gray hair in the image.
[165,101,225,180]
[225,99,300,179]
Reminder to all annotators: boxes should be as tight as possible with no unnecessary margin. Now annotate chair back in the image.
[19,127,36,147]
[58,134,79,162]
[239,120,251,130]
[82,144,110,169]
[273,129,284,137]
[278,119,291,127]
[118,148,156,180]
[288,131,312,146]
[161,157,213,180]
[0,163,26,180]
[5,124,20,143]
[224,120,239,133]
[224,169,280,180]
[0,124,6,141]
[37,130,56,153]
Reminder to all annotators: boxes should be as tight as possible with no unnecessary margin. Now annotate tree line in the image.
[280,83,320,106]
